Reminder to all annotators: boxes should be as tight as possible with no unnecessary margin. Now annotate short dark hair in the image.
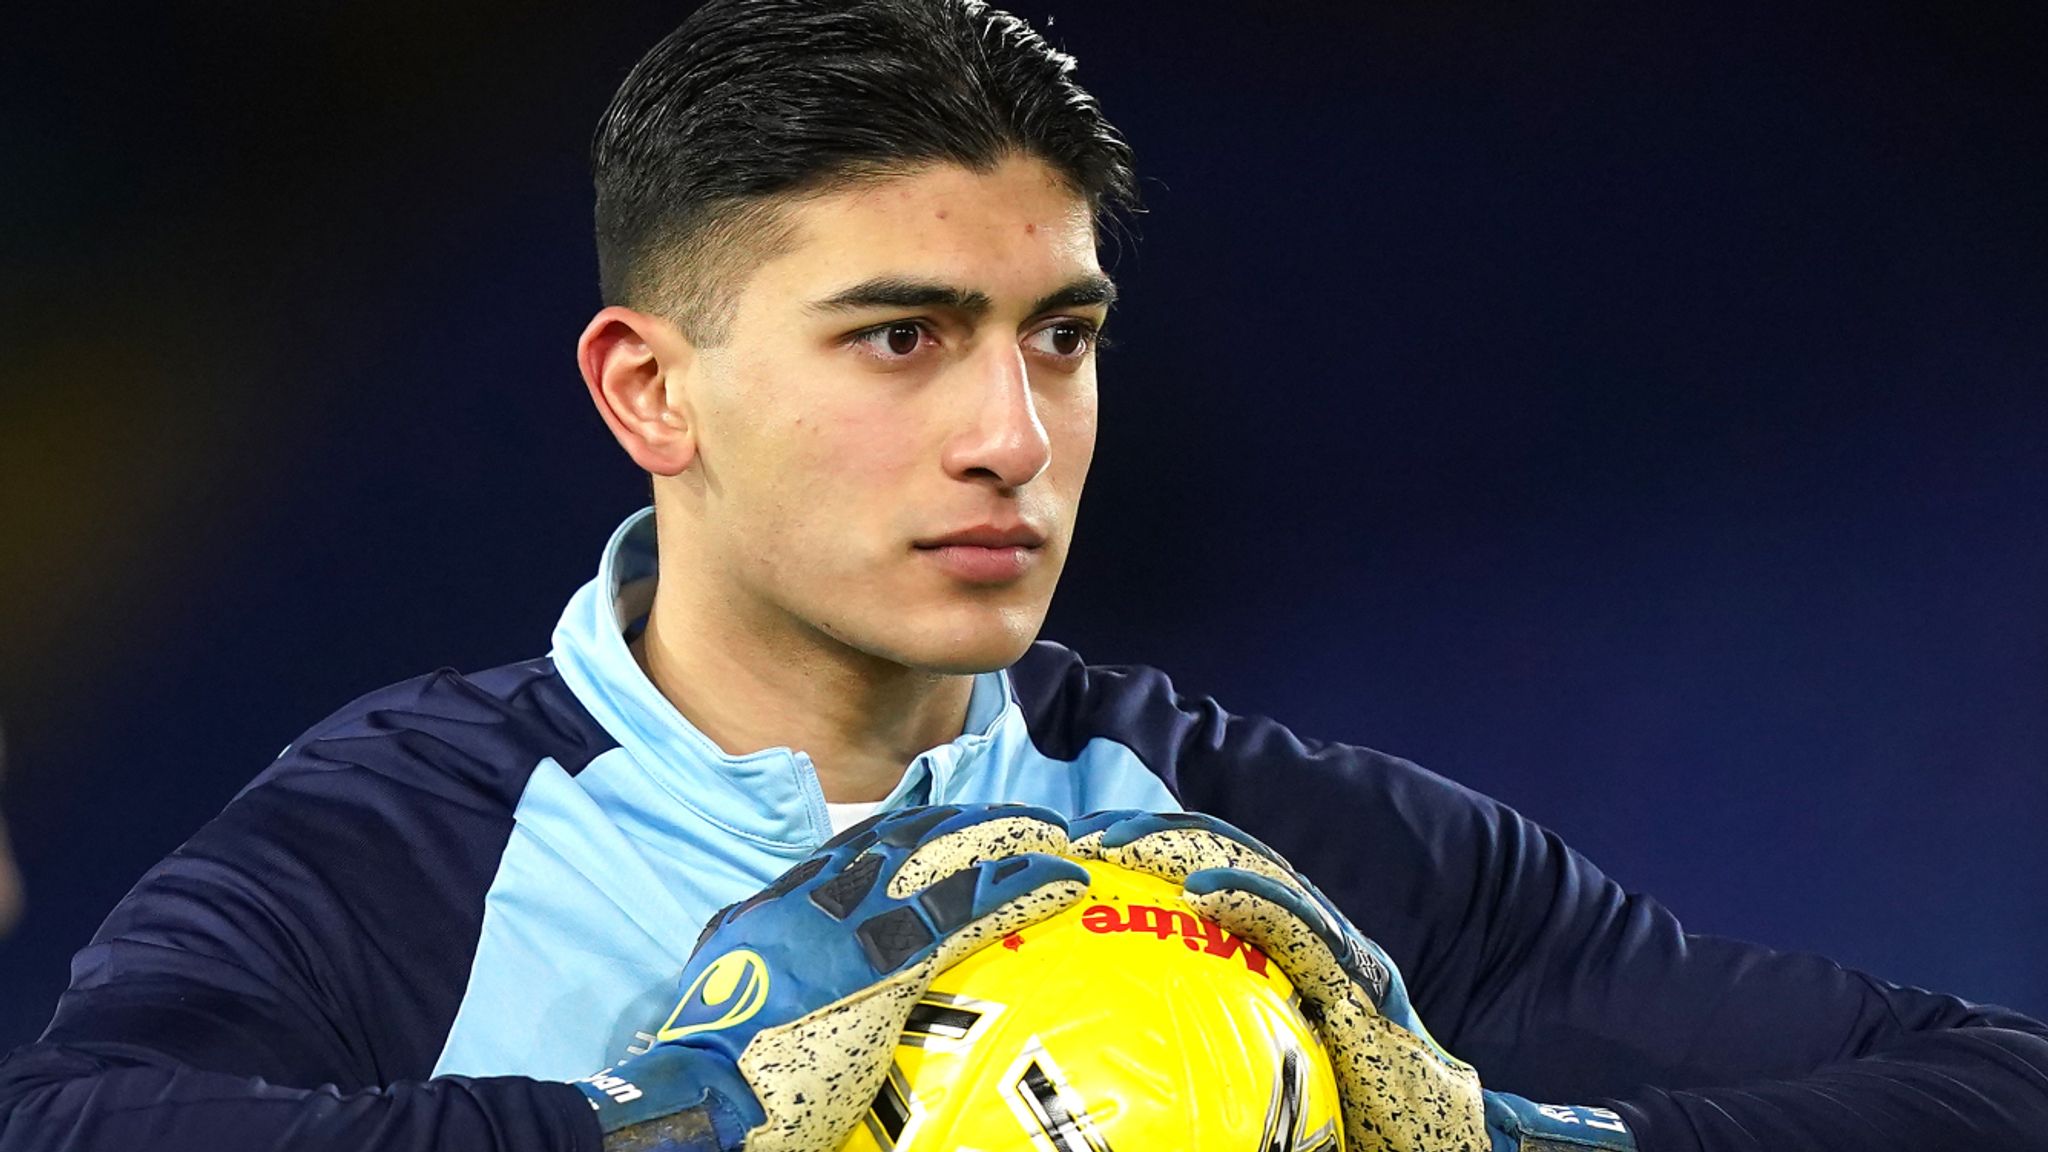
[592,0,1139,345]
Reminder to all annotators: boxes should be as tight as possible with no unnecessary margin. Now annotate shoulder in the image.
[1007,640,1214,776]
[1009,639,1492,824]
[67,659,625,1079]
[247,656,618,811]
[1008,640,1532,972]
[117,656,622,959]
[173,657,621,913]
[129,657,620,921]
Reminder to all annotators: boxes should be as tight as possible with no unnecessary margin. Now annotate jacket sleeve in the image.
[0,1045,598,1152]
[0,668,613,1151]
[1012,646,2048,1151]
[0,834,604,1152]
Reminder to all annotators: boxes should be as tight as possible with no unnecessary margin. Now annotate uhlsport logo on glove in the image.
[657,948,772,1041]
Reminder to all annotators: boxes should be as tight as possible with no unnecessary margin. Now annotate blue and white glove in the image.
[575,804,1088,1152]
[1068,810,1636,1152]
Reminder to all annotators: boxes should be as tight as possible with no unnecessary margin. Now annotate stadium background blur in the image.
[1,1,2043,1049]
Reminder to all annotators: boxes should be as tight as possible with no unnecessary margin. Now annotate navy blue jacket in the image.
[3,510,2042,1150]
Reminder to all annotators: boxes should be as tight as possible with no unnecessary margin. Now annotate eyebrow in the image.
[804,273,1118,319]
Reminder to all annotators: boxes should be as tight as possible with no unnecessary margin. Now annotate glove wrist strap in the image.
[1485,1091,1636,1152]
[575,1045,762,1151]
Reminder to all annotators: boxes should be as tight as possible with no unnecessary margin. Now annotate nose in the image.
[941,343,1051,489]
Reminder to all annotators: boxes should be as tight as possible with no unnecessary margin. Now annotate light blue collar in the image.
[549,507,1015,850]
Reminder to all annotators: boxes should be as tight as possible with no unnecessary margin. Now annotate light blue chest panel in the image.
[432,510,1178,1080]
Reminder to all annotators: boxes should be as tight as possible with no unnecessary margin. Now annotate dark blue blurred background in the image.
[2,1,2043,1048]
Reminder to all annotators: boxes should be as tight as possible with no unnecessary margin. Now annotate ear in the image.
[578,305,699,476]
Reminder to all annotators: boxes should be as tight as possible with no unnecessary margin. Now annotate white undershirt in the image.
[825,800,884,834]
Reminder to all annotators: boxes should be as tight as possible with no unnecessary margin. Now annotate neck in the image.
[631,557,975,807]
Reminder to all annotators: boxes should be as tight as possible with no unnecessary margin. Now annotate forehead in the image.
[745,156,1103,308]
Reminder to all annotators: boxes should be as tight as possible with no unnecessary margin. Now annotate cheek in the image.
[739,393,925,558]
[1046,382,1099,487]
[788,401,922,492]
[714,353,908,496]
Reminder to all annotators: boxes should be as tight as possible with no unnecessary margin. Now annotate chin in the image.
[874,603,1045,676]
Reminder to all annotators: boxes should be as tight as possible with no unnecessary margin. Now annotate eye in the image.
[851,320,934,361]
[1024,320,1099,362]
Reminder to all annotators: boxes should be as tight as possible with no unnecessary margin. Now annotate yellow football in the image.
[841,857,1345,1152]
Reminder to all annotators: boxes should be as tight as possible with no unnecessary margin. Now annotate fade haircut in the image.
[593,0,1139,346]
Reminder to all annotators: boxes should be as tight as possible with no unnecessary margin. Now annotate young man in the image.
[2,2,2043,1151]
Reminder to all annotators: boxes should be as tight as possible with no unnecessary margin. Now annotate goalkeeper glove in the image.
[574,803,1087,1152]
[1069,809,1635,1152]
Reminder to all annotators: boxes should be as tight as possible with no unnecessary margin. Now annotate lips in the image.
[914,524,1048,550]
[913,523,1049,585]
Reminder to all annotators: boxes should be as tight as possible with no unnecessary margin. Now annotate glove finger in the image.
[745,845,1087,1149]
[885,803,1070,898]
[856,848,1097,983]
[1184,873,1488,1152]
[739,959,941,1152]
[853,851,1086,977]
[963,851,1091,927]
[1079,812,1299,890]
[1188,866,1446,1038]
[931,853,1089,971]
[908,851,1093,939]
[715,841,856,932]
[1188,869,1458,1059]
[739,806,972,935]
[1065,808,1150,852]
[825,800,1015,858]
[1183,867,1388,1015]
[1095,810,1284,859]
